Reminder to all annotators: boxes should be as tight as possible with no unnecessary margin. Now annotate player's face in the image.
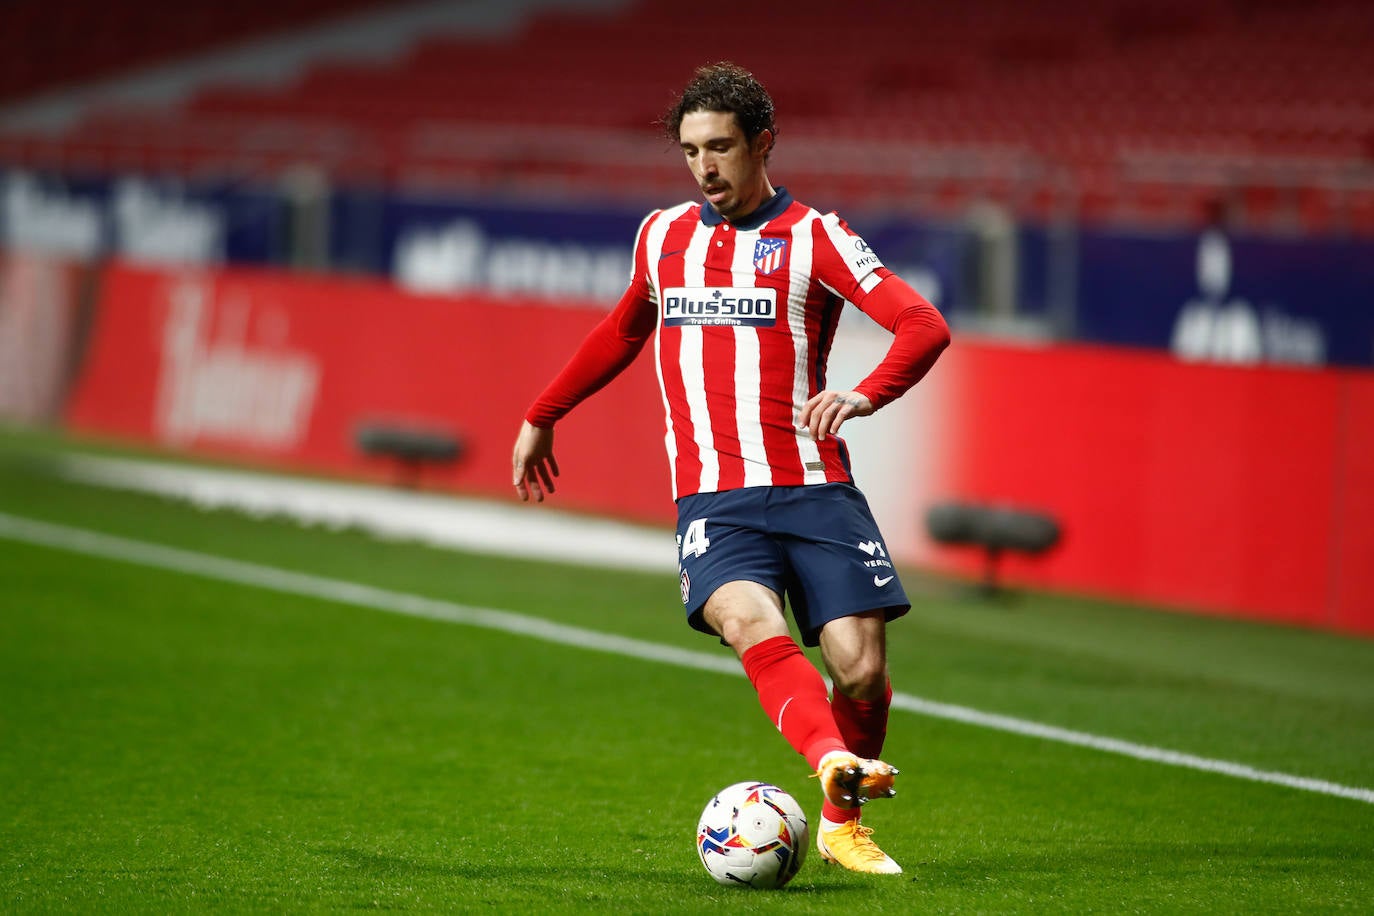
[679,110,773,221]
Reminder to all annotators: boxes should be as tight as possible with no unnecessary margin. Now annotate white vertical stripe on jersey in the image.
[788,213,826,483]
[730,228,770,488]
[647,205,684,498]
[680,220,718,493]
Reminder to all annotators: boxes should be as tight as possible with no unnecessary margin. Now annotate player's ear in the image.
[753,129,774,161]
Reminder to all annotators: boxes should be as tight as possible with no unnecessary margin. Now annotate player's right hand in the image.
[799,389,873,442]
[512,421,559,502]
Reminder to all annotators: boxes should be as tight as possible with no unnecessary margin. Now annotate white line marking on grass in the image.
[3,509,1372,807]
[891,696,1374,804]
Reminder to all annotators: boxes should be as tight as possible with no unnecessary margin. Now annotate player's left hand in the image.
[799,390,873,442]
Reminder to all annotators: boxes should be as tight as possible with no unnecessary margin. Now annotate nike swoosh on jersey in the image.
[873,575,895,587]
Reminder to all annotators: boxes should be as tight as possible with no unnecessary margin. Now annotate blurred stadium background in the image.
[1,0,1372,634]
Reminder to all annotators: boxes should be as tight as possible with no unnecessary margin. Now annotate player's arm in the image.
[849,272,950,407]
[800,274,948,440]
[513,282,658,501]
[801,215,948,440]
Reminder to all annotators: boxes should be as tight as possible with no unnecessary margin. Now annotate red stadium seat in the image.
[5,0,1373,236]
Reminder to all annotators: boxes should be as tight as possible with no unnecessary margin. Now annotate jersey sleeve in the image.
[847,274,951,410]
[523,211,660,427]
[809,212,950,409]
[810,211,893,303]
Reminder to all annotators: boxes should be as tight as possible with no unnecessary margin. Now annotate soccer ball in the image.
[696,781,809,889]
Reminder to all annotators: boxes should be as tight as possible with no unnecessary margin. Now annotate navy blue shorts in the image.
[674,483,909,647]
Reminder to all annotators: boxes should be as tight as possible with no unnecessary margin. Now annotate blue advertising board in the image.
[328,186,979,314]
[330,189,646,304]
[1075,228,1374,367]
[0,168,288,266]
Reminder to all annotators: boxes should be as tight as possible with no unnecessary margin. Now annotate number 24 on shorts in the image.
[679,517,710,559]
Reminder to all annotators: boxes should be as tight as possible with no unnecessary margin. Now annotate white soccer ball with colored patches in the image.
[696,781,809,889]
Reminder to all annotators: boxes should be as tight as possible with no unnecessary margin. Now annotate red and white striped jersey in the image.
[526,188,948,501]
[636,190,894,498]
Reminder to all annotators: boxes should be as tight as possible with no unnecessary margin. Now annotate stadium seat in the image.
[3,0,1372,236]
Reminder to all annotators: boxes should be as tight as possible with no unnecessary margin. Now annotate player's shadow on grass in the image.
[313,844,872,894]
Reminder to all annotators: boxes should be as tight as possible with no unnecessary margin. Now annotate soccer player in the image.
[511,62,949,875]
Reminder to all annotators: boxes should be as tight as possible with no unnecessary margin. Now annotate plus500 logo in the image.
[661,286,778,327]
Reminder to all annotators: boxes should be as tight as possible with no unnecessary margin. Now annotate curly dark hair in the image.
[662,61,777,147]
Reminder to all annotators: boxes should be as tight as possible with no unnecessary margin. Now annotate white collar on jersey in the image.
[699,186,794,230]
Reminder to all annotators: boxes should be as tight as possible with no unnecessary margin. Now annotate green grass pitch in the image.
[2,429,1372,912]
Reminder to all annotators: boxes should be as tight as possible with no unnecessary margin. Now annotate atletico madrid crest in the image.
[753,237,788,276]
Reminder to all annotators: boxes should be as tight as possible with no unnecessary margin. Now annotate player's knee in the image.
[706,603,787,654]
[713,611,787,654]
[703,582,786,651]
[830,658,888,701]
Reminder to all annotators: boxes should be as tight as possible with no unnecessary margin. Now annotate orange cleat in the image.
[815,751,899,807]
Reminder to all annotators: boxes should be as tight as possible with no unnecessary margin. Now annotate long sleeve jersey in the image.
[526,188,950,500]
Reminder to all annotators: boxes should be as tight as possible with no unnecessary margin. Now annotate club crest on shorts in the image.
[753,237,788,276]
[680,568,692,605]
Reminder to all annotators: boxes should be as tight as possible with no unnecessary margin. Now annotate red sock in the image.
[740,635,846,771]
[831,678,892,760]
[821,680,893,825]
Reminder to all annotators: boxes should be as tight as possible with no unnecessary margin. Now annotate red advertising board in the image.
[921,340,1373,632]
[61,260,1374,635]
[63,262,673,522]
